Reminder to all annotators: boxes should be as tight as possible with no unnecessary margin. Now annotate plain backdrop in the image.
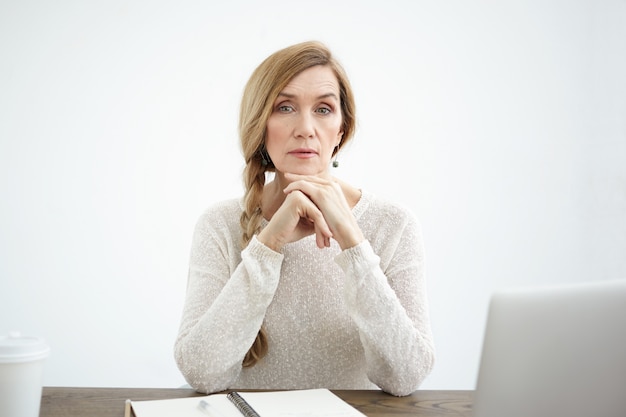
[1,0,625,390]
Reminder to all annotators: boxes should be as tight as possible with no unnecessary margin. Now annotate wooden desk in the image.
[40,387,473,417]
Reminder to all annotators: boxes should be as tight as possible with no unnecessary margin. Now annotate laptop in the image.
[472,279,626,417]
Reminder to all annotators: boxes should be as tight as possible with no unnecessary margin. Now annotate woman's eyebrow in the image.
[277,92,339,100]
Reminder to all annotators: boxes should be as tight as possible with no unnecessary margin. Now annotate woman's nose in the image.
[293,112,315,139]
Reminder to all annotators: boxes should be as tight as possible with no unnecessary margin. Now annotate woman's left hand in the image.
[282,173,365,250]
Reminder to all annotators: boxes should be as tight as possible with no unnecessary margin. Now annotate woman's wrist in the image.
[336,229,365,251]
[256,228,284,253]
[333,217,365,250]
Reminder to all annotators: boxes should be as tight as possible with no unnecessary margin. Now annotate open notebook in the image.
[126,388,366,417]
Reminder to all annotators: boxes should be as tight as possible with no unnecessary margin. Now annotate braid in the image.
[240,158,270,367]
[242,327,268,368]
[240,161,267,249]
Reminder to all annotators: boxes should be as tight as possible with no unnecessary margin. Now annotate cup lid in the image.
[0,331,50,363]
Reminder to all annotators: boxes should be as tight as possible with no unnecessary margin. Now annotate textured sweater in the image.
[174,191,434,396]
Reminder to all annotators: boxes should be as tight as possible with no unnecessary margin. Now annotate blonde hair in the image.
[238,41,356,367]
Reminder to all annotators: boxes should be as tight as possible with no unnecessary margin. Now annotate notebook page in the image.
[130,394,240,417]
[239,389,366,417]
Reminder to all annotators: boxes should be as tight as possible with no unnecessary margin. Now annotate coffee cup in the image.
[0,332,50,417]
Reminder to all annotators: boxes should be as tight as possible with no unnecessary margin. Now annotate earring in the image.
[332,155,339,168]
[260,149,271,167]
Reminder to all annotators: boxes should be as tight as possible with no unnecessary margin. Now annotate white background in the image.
[1,0,624,390]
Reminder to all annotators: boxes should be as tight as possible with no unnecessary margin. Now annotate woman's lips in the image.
[288,148,318,158]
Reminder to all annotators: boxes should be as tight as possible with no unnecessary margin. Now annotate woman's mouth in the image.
[288,148,318,159]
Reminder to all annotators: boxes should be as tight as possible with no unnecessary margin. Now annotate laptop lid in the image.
[472,279,626,417]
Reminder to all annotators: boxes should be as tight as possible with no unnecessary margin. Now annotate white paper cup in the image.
[0,332,50,417]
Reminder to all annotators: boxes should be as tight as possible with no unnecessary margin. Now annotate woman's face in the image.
[265,65,344,178]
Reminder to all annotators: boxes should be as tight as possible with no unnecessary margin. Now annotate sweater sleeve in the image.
[334,213,435,396]
[174,214,283,394]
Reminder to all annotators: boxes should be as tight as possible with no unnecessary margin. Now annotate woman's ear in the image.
[336,131,344,147]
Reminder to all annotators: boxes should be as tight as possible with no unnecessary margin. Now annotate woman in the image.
[174,41,434,396]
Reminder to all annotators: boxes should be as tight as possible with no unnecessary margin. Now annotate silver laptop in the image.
[473,279,626,417]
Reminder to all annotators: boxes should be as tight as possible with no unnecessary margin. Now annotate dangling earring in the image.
[260,149,271,167]
[332,147,339,168]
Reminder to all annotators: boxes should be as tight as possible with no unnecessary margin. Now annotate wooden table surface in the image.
[40,387,473,417]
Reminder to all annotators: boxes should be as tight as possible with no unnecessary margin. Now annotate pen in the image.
[124,399,131,417]
[198,399,222,417]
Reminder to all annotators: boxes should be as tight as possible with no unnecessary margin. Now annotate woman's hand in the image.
[282,173,365,250]
[257,189,334,252]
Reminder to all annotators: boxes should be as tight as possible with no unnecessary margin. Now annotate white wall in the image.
[1,0,624,390]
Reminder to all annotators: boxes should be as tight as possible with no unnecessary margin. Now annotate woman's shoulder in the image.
[357,191,419,224]
[194,198,243,232]
[358,192,424,256]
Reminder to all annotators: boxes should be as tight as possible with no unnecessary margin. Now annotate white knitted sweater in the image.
[174,191,434,396]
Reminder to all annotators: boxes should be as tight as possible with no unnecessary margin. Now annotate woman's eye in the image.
[316,107,331,115]
[277,105,293,113]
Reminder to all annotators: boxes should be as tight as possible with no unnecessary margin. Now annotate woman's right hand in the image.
[257,190,333,252]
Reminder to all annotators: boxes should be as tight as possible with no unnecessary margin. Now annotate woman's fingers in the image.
[259,190,333,251]
[284,175,349,226]
[283,173,334,196]
[294,192,333,241]
[283,173,364,250]
[313,220,332,248]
